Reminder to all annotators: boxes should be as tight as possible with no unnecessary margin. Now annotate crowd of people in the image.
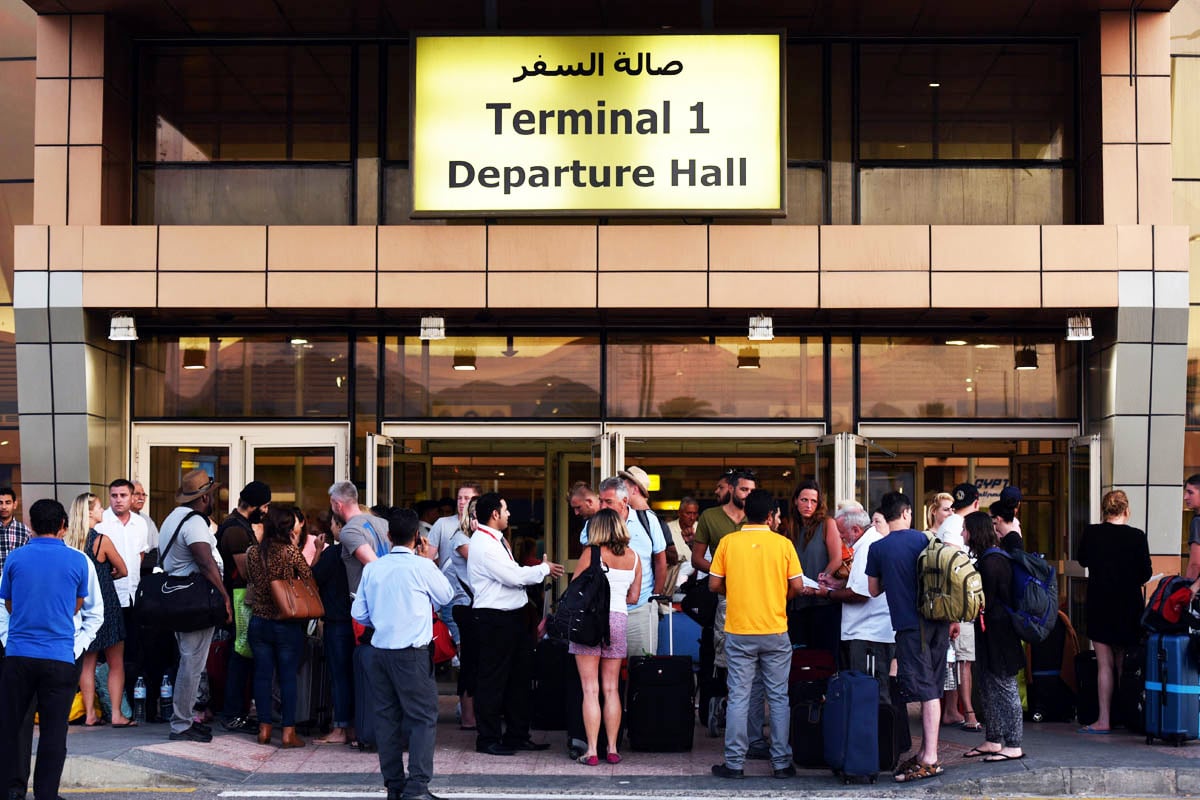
[0,463,1171,798]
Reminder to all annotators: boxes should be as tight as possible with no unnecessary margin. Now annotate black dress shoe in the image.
[476,743,516,756]
[193,721,212,735]
[711,763,744,779]
[773,764,797,778]
[505,739,550,751]
[399,792,443,800]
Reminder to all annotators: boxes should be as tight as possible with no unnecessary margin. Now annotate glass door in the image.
[243,425,348,523]
[1068,434,1100,636]
[365,433,395,509]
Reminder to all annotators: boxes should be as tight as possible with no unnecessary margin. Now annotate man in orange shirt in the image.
[708,489,805,779]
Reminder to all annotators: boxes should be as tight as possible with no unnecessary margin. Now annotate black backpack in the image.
[550,545,611,647]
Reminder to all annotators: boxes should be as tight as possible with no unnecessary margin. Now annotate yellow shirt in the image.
[709,524,803,636]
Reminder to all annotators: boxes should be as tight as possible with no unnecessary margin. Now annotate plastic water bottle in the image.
[197,671,210,707]
[159,675,174,721]
[133,677,147,723]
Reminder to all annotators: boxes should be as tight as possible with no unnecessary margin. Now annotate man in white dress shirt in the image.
[467,493,564,756]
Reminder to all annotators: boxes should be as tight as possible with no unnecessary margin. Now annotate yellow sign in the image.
[411,34,783,216]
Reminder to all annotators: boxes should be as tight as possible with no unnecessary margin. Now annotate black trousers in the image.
[370,646,439,798]
[0,655,81,800]
[473,608,533,750]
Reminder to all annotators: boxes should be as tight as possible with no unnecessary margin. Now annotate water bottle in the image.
[159,675,174,722]
[197,671,210,707]
[133,677,147,723]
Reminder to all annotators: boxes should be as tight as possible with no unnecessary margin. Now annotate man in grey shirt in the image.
[328,481,390,596]
[159,469,229,743]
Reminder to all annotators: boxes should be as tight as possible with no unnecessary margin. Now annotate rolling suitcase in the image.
[295,632,332,734]
[1075,650,1099,727]
[626,599,694,752]
[1118,640,1147,733]
[352,643,378,751]
[1145,633,1200,745]
[789,648,834,768]
[531,636,569,731]
[880,676,909,772]
[1028,610,1078,723]
[823,668,880,783]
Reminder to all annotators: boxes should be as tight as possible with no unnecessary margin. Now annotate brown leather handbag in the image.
[262,547,325,620]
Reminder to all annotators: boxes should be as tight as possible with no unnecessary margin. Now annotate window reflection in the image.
[384,337,601,419]
[606,337,823,419]
[134,336,351,418]
[859,336,1076,419]
[860,166,1073,224]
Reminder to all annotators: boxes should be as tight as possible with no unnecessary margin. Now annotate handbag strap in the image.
[161,510,203,563]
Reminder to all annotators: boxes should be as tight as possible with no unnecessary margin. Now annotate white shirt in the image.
[97,508,150,607]
[352,546,453,649]
[0,554,104,659]
[667,519,696,586]
[466,524,549,611]
[840,527,895,644]
[936,513,966,550]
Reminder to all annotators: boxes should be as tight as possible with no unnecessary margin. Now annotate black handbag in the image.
[134,510,227,632]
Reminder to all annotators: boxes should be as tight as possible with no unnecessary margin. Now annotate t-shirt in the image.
[1190,514,1200,547]
[0,537,89,665]
[580,510,666,609]
[841,528,895,644]
[427,514,462,569]
[864,527,928,633]
[216,512,256,591]
[936,514,966,550]
[694,506,742,552]
[446,528,472,602]
[339,511,390,594]
[709,524,801,636]
[160,507,217,578]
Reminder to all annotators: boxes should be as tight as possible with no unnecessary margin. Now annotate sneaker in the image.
[169,724,213,743]
[223,716,258,734]
[773,765,797,779]
[711,763,744,779]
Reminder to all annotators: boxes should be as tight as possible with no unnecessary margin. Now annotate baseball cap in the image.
[1000,485,1023,505]
[951,482,980,510]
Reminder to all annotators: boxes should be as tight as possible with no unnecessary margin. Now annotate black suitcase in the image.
[295,633,333,734]
[1075,650,1100,727]
[353,644,378,750]
[531,637,569,731]
[626,601,694,752]
[878,671,909,772]
[1119,640,1147,733]
[1027,611,1076,722]
[790,678,826,768]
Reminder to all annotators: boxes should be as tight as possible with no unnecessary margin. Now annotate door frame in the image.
[132,422,350,517]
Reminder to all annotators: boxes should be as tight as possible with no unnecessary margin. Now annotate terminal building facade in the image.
[2,0,1200,626]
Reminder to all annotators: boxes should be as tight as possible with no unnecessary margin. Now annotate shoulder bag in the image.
[135,510,227,632]
[264,544,325,621]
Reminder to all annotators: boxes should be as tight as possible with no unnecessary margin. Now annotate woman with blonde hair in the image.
[926,490,978,730]
[67,492,133,727]
[1076,489,1152,733]
[571,507,641,766]
[925,492,954,535]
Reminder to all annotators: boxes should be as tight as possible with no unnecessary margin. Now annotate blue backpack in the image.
[985,547,1058,644]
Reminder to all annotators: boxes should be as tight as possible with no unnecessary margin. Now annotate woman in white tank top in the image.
[569,508,641,766]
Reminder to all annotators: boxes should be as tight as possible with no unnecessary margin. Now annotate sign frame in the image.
[408,30,787,218]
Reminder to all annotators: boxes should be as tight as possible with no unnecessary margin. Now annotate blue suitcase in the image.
[822,670,880,783]
[657,606,701,661]
[1144,633,1199,746]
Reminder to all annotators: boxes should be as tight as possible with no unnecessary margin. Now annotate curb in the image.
[59,755,198,790]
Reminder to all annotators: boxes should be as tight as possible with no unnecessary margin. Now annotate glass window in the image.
[787,44,823,162]
[133,335,351,419]
[384,336,601,419]
[385,43,411,162]
[859,336,1077,419]
[859,166,1074,224]
[859,44,1075,161]
[138,45,353,163]
[136,166,351,225]
[606,336,823,419]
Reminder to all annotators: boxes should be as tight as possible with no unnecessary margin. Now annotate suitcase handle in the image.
[650,594,675,656]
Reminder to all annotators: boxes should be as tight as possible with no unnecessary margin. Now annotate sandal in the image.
[963,746,999,758]
[959,721,983,732]
[893,755,920,776]
[894,760,944,783]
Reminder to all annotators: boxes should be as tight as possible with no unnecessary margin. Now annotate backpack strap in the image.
[362,519,388,558]
[634,509,658,575]
[161,510,203,563]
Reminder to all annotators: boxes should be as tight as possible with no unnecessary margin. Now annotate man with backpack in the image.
[866,491,950,783]
[937,484,981,732]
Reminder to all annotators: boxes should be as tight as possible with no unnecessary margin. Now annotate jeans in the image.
[324,620,356,728]
[438,602,461,645]
[724,632,792,770]
[248,616,305,727]
[0,656,81,800]
[173,627,214,734]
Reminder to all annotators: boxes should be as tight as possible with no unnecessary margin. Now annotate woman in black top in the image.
[311,509,356,746]
[962,511,1025,762]
[1076,490,1152,733]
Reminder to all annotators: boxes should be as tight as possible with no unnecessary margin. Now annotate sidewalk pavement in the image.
[49,695,1200,797]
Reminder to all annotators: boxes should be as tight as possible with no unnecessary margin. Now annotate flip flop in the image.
[1078,725,1111,735]
[111,721,138,728]
[959,721,983,732]
[963,746,999,758]
[983,752,1025,762]
[83,720,105,727]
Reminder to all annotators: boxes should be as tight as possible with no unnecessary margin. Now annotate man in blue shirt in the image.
[0,499,89,800]
[866,491,950,784]
[352,508,453,800]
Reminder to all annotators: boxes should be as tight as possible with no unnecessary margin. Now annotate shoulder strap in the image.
[162,510,203,560]
[634,509,658,574]
[590,544,609,573]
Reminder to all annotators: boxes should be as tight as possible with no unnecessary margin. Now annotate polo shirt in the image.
[352,546,453,650]
[709,524,802,636]
[0,537,89,664]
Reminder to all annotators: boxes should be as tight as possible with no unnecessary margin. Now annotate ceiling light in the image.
[452,351,476,371]
[975,343,1000,349]
[182,349,207,370]
[929,82,941,88]
[748,314,774,341]
[945,339,968,346]
[1066,314,1094,341]
[108,313,137,341]
[290,337,308,345]
[1014,346,1039,371]
[737,346,761,369]
[419,316,446,340]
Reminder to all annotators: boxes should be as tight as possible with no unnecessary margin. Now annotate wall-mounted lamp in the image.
[1014,345,1039,371]
[452,350,477,371]
[420,316,446,341]
[748,314,774,341]
[737,346,761,369]
[1066,314,1094,341]
[109,313,138,341]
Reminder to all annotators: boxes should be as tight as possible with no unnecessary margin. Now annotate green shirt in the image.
[695,506,743,550]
